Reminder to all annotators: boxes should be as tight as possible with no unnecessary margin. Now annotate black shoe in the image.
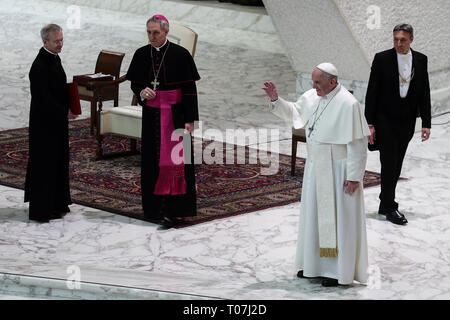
[158,217,176,230]
[145,217,163,224]
[378,202,402,216]
[379,209,405,218]
[321,278,339,287]
[297,270,319,279]
[386,210,408,225]
[297,270,306,278]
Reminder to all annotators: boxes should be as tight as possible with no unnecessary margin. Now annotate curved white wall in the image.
[262,0,370,82]
[334,0,450,74]
[263,0,450,108]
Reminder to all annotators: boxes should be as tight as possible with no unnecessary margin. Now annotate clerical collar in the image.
[321,83,341,100]
[43,46,58,56]
[152,39,168,52]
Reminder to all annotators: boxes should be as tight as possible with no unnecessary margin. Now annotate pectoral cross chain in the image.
[307,90,339,139]
[151,79,160,90]
[150,42,170,91]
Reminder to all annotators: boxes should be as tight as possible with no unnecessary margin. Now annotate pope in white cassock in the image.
[263,63,370,287]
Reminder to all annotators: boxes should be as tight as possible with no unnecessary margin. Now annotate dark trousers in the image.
[376,100,416,213]
[378,133,411,212]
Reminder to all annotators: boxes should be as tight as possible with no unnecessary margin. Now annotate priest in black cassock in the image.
[25,24,75,223]
[126,15,200,229]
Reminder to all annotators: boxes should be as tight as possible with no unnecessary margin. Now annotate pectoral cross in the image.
[308,126,314,137]
[399,68,414,84]
[151,79,160,90]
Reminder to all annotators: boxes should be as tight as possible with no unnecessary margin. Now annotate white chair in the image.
[167,23,198,57]
[94,23,198,160]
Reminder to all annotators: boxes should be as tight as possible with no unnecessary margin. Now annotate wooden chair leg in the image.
[90,101,96,135]
[95,134,104,160]
[95,101,103,160]
[291,136,297,176]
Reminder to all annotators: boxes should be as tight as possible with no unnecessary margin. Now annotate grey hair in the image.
[393,23,414,38]
[40,23,62,41]
[322,71,338,82]
[146,16,169,31]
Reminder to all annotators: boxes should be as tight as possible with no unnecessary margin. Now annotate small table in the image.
[73,74,115,135]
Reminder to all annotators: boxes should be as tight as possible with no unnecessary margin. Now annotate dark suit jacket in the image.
[365,48,431,129]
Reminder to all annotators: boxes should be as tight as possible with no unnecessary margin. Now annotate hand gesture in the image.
[140,87,156,100]
[68,110,78,120]
[368,125,376,145]
[262,82,278,101]
[185,122,194,134]
[421,128,430,142]
[344,180,359,195]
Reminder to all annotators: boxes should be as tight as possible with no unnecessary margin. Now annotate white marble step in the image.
[0,258,221,300]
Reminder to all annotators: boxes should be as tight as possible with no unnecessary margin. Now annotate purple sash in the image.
[146,89,186,195]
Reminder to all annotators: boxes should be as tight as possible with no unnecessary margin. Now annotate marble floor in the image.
[0,0,450,300]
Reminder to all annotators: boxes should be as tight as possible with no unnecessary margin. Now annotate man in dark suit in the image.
[365,24,431,225]
[25,24,76,223]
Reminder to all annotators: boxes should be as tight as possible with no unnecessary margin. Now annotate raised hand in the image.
[262,81,278,101]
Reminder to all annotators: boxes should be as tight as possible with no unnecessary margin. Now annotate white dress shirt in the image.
[397,50,413,98]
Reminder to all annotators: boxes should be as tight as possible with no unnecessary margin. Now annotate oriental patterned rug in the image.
[0,119,383,227]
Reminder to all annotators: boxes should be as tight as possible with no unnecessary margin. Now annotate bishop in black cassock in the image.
[126,15,200,227]
[25,24,72,223]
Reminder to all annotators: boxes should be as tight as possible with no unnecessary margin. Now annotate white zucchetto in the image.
[316,62,338,77]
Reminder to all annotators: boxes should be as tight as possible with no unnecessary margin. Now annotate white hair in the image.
[322,71,338,81]
[146,17,169,31]
[40,23,62,41]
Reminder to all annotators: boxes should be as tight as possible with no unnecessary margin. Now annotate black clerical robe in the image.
[126,41,200,219]
[24,48,72,220]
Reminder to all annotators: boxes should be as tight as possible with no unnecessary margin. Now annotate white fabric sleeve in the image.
[346,137,368,182]
[268,96,308,129]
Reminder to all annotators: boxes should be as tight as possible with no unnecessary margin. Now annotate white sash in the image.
[308,144,339,258]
